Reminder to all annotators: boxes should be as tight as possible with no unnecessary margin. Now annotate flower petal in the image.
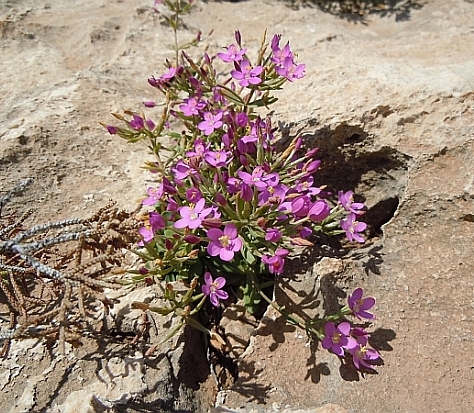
[204,271,213,286]
[207,242,221,257]
[210,293,219,307]
[337,322,351,336]
[207,228,223,241]
[214,277,226,289]
[360,297,376,310]
[220,248,234,261]
[215,290,229,300]
[224,223,238,238]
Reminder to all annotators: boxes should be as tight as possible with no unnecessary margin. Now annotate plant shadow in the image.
[279,0,426,23]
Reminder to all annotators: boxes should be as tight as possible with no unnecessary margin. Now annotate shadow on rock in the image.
[279,0,425,23]
[230,360,274,403]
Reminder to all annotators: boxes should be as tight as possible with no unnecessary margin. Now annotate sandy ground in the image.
[1,0,474,412]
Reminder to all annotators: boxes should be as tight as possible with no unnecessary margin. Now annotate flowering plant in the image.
[104,1,380,372]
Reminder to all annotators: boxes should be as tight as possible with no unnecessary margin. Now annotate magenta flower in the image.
[270,35,293,65]
[186,187,202,203]
[296,176,322,196]
[275,56,306,81]
[290,195,313,217]
[207,224,242,261]
[217,44,247,62]
[348,288,376,320]
[227,177,253,202]
[172,160,199,181]
[129,114,145,130]
[174,198,212,230]
[340,213,367,243]
[338,190,365,215]
[231,60,263,87]
[198,111,223,135]
[138,212,166,246]
[308,200,330,222]
[142,185,164,206]
[186,139,209,158]
[160,66,178,81]
[258,183,288,206]
[265,228,282,242]
[322,322,357,357]
[237,167,267,190]
[202,272,229,307]
[204,150,230,167]
[143,101,156,108]
[349,334,380,370]
[262,248,289,274]
[179,96,206,116]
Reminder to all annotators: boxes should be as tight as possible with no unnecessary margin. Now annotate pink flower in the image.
[172,160,199,181]
[138,212,166,246]
[186,187,202,203]
[237,167,267,190]
[348,288,376,320]
[338,190,365,215]
[270,35,293,65]
[129,114,145,130]
[230,60,263,87]
[207,224,242,261]
[202,272,228,307]
[174,198,212,230]
[275,56,306,81]
[217,44,247,63]
[186,139,209,158]
[179,96,206,116]
[142,185,164,206]
[349,334,380,371]
[340,213,367,243]
[198,111,223,135]
[204,150,230,167]
[262,248,289,274]
[322,322,357,357]
[265,228,282,242]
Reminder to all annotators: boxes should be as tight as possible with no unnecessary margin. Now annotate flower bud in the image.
[184,234,201,244]
[257,217,267,228]
[106,125,118,135]
[202,217,223,228]
[235,30,242,46]
[308,200,330,222]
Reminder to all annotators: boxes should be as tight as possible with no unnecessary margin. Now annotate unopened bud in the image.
[257,217,267,228]
[202,218,223,228]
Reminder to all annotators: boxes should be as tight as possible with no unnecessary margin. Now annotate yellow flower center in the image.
[332,332,341,344]
[219,235,231,248]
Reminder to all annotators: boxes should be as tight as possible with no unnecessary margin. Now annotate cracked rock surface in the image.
[1,0,474,412]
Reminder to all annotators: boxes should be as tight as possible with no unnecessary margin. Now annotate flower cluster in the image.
[322,288,380,371]
[105,27,375,368]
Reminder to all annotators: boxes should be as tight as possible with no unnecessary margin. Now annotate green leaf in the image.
[219,87,246,105]
[241,244,257,266]
[158,320,184,344]
[184,316,211,335]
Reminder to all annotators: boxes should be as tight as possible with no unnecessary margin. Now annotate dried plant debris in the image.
[0,179,140,356]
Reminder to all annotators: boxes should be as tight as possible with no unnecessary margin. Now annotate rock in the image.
[1,1,474,413]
